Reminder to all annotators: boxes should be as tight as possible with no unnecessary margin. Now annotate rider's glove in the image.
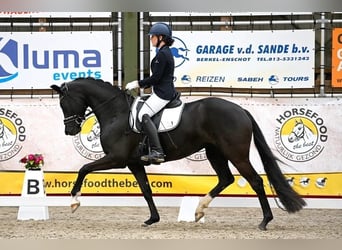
[125,80,139,90]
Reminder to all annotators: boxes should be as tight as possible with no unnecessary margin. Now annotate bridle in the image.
[61,82,120,126]
[63,113,85,126]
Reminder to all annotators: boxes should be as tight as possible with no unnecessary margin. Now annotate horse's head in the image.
[51,82,88,136]
[288,119,304,143]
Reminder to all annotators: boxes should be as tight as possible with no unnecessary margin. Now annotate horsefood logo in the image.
[170,36,189,68]
[72,114,104,160]
[0,38,19,83]
[273,108,328,162]
[0,108,26,161]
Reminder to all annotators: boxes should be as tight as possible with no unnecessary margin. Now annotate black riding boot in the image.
[141,114,165,163]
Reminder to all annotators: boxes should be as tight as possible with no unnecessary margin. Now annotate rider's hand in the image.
[125,80,139,90]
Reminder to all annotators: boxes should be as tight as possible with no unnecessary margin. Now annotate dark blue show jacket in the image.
[138,45,176,101]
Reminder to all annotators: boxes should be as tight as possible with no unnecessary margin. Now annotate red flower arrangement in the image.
[19,154,44,170]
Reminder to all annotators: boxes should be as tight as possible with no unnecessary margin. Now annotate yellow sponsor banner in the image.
[0,171,341,197]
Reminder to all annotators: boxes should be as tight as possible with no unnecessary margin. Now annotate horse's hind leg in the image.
[195,145,235,222]
[233,159,273,230]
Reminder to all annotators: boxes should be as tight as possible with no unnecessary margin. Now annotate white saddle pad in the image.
[129,96,185,133]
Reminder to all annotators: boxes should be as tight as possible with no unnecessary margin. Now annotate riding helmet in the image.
[148,22,172,38]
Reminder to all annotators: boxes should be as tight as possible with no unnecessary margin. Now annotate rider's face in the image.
[150,35,162,47]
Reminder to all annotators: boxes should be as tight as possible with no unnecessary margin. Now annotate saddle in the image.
[129,92,184,133]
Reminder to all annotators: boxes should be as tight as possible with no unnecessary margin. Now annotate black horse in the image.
[51,77,306,230]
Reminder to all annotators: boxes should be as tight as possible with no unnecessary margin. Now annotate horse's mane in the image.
[72,77,121,92]
[62,77,134,102]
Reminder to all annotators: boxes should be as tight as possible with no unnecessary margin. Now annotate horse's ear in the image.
[50,84,62,94]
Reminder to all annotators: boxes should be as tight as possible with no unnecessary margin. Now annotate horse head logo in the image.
[0,118,16,152]
[288,119,315,143]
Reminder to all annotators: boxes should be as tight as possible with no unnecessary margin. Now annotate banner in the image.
[0,31,113,89]
[0,97,341,174]
[0,12,112,18]
[1,171,341,197]
[149,12,312,17]
[332,28,342,87]
[164,30,315,89]
[0,97,341,197]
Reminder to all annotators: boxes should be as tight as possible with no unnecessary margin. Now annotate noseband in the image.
[63,114,85,125]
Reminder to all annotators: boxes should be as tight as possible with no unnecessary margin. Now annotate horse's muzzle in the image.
[65,125,81,136]
[63,114,84,136]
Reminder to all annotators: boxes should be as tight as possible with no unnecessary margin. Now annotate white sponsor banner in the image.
[166,30,315,89]
[0,32,113,89]
[0,97,341,175]
[0,12,112,18]
[149,12,312,16]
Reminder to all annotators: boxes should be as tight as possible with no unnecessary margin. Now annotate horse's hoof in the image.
[258,223,267,231]
[195,212,204,222]
[142,217,160,227]
[71,202,80,213]
[258,216,272,230]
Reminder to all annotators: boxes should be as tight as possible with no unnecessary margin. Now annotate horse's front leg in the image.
[128,164,160,226]
[70,191,81,213]
[70,155,122,213]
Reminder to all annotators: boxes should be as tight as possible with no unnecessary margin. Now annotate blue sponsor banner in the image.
[0,32,113,89]
[166,30,315,89]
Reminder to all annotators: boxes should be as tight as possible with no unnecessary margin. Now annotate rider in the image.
[125,22,177,164]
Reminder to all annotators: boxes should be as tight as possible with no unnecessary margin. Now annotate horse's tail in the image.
[244,109,306,213]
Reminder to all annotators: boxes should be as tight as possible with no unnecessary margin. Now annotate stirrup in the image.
[141,150,165,163]
[140,155,165,163]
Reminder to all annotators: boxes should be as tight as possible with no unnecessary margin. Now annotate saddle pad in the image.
[129,96,185,133]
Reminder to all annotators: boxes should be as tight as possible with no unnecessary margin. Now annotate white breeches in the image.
[138,92,169,122]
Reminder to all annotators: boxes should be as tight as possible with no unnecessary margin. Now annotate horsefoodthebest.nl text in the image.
[44,178,173,190]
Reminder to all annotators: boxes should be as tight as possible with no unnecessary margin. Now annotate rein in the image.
[83,94,118,118]
[63,84,120,126]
